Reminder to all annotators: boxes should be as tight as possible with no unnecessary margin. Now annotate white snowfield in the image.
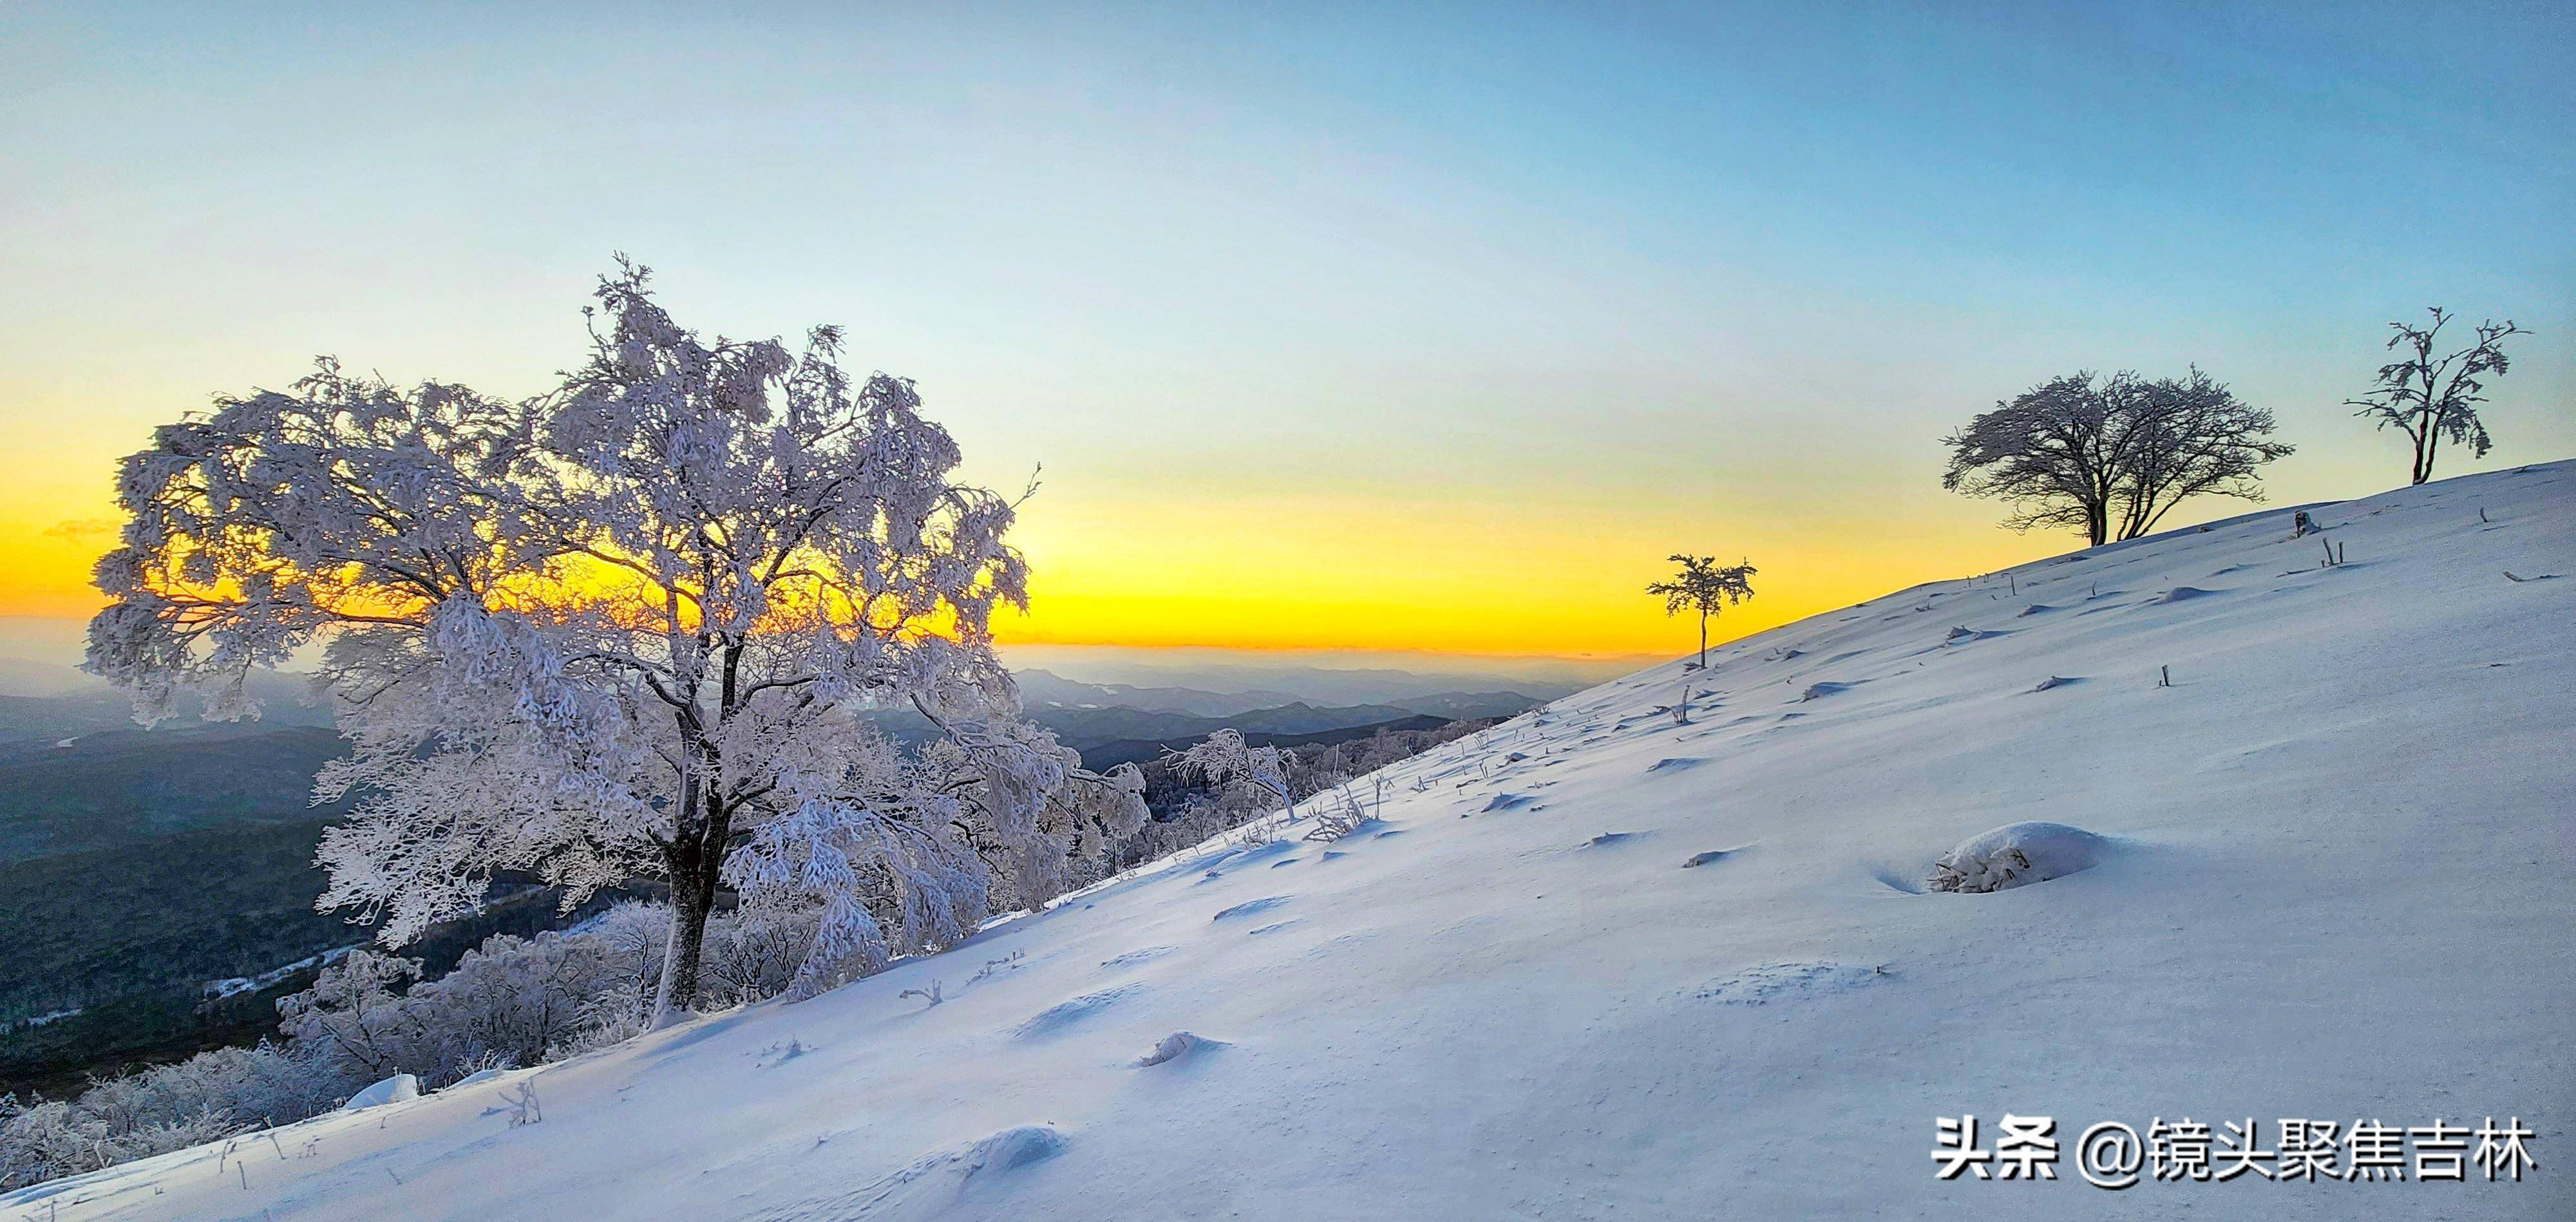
[12,463,2572,1220]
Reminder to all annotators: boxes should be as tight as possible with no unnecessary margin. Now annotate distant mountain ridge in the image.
[0,668,332,743]
[1012,668,1553,724]
[1072,713,1462,771]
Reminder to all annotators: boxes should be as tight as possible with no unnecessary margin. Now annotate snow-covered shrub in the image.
[1,896,849,1192]
[1171,730,1297,820]
[1926,821,2109,893]
[1225,815,1281,850]
[0,1042,355,1190]
[1303,789,1372,843]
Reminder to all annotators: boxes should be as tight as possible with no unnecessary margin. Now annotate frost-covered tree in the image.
[2110,368,2292,541]
[86,258,1144,1023]
[1942,372,2138,547]
[1646,554,1756,669]
[2345,307,2529,485]
[1170,729,1296,820]
[1944,369,2289,546]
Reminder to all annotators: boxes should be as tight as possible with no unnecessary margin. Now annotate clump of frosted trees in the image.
[0,901,806,1190]
[1124,720,1497,860]
[82,258,1146,1028]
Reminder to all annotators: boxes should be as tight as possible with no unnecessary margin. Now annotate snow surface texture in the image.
[9,464,2571,1219]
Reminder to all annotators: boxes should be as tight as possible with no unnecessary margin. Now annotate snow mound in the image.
[1688,961,1882,1005]
[1926,820,2110,892]
[2029,675,2079,692]
[1645,757,1701,772]
[340,1073,419,1111]
[1016,985,1142,1039]
[2155,585,2217,603]
[1680,849,1732,869]
[1799,682,1852,701]
[1136,1031,1228,1067]
[1480,793,1534,812]
[2014,603,2056,616]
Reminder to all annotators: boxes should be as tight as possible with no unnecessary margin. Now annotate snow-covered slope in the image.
[15,464,2573,1220]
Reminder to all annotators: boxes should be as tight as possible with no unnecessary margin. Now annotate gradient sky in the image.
[3,2,2569,661]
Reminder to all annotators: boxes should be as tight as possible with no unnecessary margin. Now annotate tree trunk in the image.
[1697,615,1709,670]
[650,829,725,1028]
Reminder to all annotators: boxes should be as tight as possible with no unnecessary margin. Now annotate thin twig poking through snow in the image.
[900,981,944,1007]
[496,1080,541,1127]
[971,952,1025,983]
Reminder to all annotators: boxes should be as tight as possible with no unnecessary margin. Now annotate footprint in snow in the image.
[1688,961,1888,1006]
[1016,984,1142,1039]
[1212,895,1291,921]
[1098,946,1174,970]
[762,1125,1068,1221]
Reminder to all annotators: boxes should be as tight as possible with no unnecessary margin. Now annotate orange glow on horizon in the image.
[3,498,2067,663]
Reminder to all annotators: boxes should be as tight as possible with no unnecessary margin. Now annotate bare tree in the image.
[2346,307,2529,485]
[1945,369,2289,547]
[1647,555,1756,670]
